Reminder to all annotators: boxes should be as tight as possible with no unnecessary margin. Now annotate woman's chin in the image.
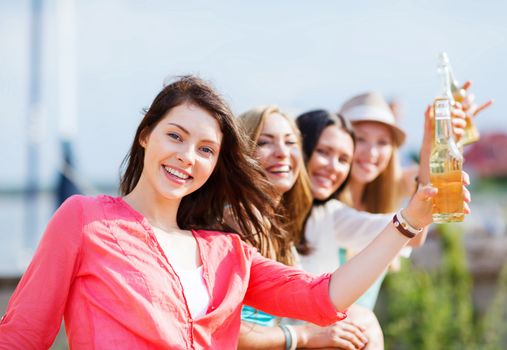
[311,188,334,201]
[353,172,378,185]
[269,178,296,195]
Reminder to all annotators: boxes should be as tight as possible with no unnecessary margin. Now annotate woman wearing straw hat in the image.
[334,91,422,310]
[338,91,413,215]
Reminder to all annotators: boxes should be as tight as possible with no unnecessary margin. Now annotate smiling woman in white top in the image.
[296,108,426,313]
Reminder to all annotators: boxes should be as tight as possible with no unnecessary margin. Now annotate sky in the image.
[1,0,506,190]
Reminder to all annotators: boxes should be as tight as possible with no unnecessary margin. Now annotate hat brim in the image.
[342,104,406,146]
[351,119,406,146]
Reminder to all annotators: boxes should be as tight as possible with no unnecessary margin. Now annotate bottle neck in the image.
[448,65,459,94]
[435,56,455,143]
[437,54,453,101]
[438,68,453,100]
[434,98,454,143]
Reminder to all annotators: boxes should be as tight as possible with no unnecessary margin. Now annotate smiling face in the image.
[307,125,354,201]
[351,121,394,185]
[138,103,223,201]
[254,113,302,196]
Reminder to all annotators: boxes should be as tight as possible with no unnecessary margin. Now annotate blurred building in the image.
[464,132,507,178]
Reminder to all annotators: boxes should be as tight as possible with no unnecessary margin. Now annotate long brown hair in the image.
[120,76,284,258]
[238,106,313,265]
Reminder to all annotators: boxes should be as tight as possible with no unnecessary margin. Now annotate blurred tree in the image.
[479,257,507,349]
[379,225,476,349]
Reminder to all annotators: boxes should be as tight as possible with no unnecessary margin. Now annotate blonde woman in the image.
[239,106,313,258]
[235,105,311,329]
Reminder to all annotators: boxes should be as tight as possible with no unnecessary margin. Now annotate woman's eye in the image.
[356,137,366,143]
[285,140,297,146]
[257,140,270,147]
[200,146,215,155]
[168,132,182,141]
[316,148,328,156]
[339,156,350,164]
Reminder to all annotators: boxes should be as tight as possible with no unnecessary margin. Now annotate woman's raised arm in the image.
[329,183,469,311]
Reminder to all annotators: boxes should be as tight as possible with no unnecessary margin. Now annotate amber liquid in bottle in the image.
[430,98,464,223]
[430,57,465,223]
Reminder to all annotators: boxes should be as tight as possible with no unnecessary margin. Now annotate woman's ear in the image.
[139,128,149,148]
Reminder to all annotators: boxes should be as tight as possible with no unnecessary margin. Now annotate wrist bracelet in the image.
[399,210,424,234]
[285,325,297,350]
[392,209,423,239]
[279,324,297,350]
[279,325,292,350]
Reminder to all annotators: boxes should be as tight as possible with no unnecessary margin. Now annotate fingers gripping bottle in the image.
[447,59,480,146]
[430,53,465,223]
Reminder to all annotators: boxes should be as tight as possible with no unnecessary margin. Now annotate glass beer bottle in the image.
[448,62,480,146]
[430,53,465,223]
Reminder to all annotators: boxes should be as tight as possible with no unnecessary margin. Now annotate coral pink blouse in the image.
[0,195,345,349]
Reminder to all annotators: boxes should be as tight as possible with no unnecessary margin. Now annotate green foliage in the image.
[479,257,507,349]
[472,177,507,193]
[378,224,491,350]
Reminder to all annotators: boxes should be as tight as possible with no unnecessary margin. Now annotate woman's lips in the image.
[312,173,335,188]
[356,161,377,173]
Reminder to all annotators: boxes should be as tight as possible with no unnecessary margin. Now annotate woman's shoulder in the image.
[43,195,112,246]
[57,194,118,219]
[61,194,115,209]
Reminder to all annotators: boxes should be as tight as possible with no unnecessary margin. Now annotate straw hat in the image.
[339,91,406,146]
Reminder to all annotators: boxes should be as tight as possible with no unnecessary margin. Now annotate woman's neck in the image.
[349,179,366,211]
[123,177,181,232]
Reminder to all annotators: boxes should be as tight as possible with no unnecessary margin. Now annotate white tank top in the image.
[153,229,210,319]
[172,265,210,319]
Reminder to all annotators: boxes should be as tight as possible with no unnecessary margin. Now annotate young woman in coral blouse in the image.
[0,77,465,349]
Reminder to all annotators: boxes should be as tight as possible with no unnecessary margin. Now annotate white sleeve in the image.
[329,200,391,252]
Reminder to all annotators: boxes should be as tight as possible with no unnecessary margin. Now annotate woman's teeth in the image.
[164,166,190,179]
[269,165,290,173]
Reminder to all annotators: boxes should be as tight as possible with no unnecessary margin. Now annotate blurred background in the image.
[1,0,506,348]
